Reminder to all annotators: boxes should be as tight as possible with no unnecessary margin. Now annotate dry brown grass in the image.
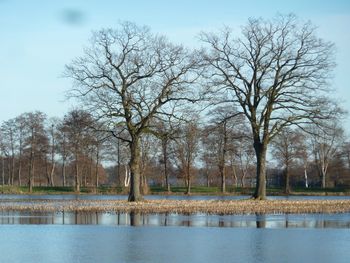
[1,199,350,214]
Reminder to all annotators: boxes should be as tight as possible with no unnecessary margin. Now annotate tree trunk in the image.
[304,167,308,188]
[62,158,66,187]
[128,137,143,201]
[2,157,5,186]
[206,168,210,187]
[75,155,80,193]
[50,127,55,187]
[11,154,15,185]
[186,176,191,195]
[219,164,226,193]
[117,138,121,186]
[29,129,35,193]
[95,148,99,192]
[231,164,238,187]
[7,161,11,185]
[284,165,290,194]
[321,169,326,189]
[253,141,267,200]
[18,158,22,187]
[162,139,170,192]
[50,163,55,187]
[320,160,327,188]
[221,121,227,193]
[18,139,23,186]
[45,159,50,186]
[141,172,149,194]
[240,170,246,188]
[185,164,191,195]
[29,155,34,193]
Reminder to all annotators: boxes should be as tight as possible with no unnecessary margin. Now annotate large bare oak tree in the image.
[201,14,337,199]
[65,22,198,201]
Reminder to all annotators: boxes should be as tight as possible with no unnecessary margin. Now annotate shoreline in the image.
[1,199,350,215]
[1,190,350,197]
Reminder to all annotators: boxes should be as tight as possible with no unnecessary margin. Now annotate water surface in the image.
[0,225,349,263]
[1,195,350,263]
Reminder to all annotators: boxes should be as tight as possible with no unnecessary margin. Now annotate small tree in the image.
[22,111,47,192]
[15,114,26,186]
[172,120,199,194]
[311,122,344,188]
[0,119,16,185]
[62,110,94,192]
[271,128,304,193]
[232,127,255,188]
[202,106,242,192]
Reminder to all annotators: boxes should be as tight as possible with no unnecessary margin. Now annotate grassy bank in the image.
[0,185,349,196]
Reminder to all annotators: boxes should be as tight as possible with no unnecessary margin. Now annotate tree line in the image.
[1,14,348,200]
[1,107,349,195]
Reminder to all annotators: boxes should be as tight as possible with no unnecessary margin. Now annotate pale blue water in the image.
[0,225,349,263]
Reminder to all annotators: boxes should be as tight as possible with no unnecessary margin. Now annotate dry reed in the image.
[1,199,350,215]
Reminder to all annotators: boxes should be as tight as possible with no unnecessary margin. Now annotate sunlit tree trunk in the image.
[128,137,143,201]
[253,141,267,200]
[75,152,80,193]
[62,159,66,187]
[304,167,309,188]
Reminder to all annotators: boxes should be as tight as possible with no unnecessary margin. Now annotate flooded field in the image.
[0,195,349,263]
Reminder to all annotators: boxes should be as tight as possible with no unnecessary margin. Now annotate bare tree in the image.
[15,114,26,186]
[22,111,47,192]
[232,128,255,188]
[202,106,241,192]
[45,118,60,187]
[172,120,199,194]
[296,133,311,188]
[0,119,16,185]
[138,134,159,194]
[62,110,94,192]
[153,117,181,192]
[0,130,7,186]
[311,122,344,188]
[57,122,70,187]
[201,14,337,199]
[341,142,350,171]
[271,128,304,193]
[65,22,199,201]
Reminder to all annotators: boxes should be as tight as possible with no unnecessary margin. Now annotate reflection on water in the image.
[1,210,350,228]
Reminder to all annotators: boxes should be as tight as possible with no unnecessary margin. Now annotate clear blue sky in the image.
[1,0,350,131]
